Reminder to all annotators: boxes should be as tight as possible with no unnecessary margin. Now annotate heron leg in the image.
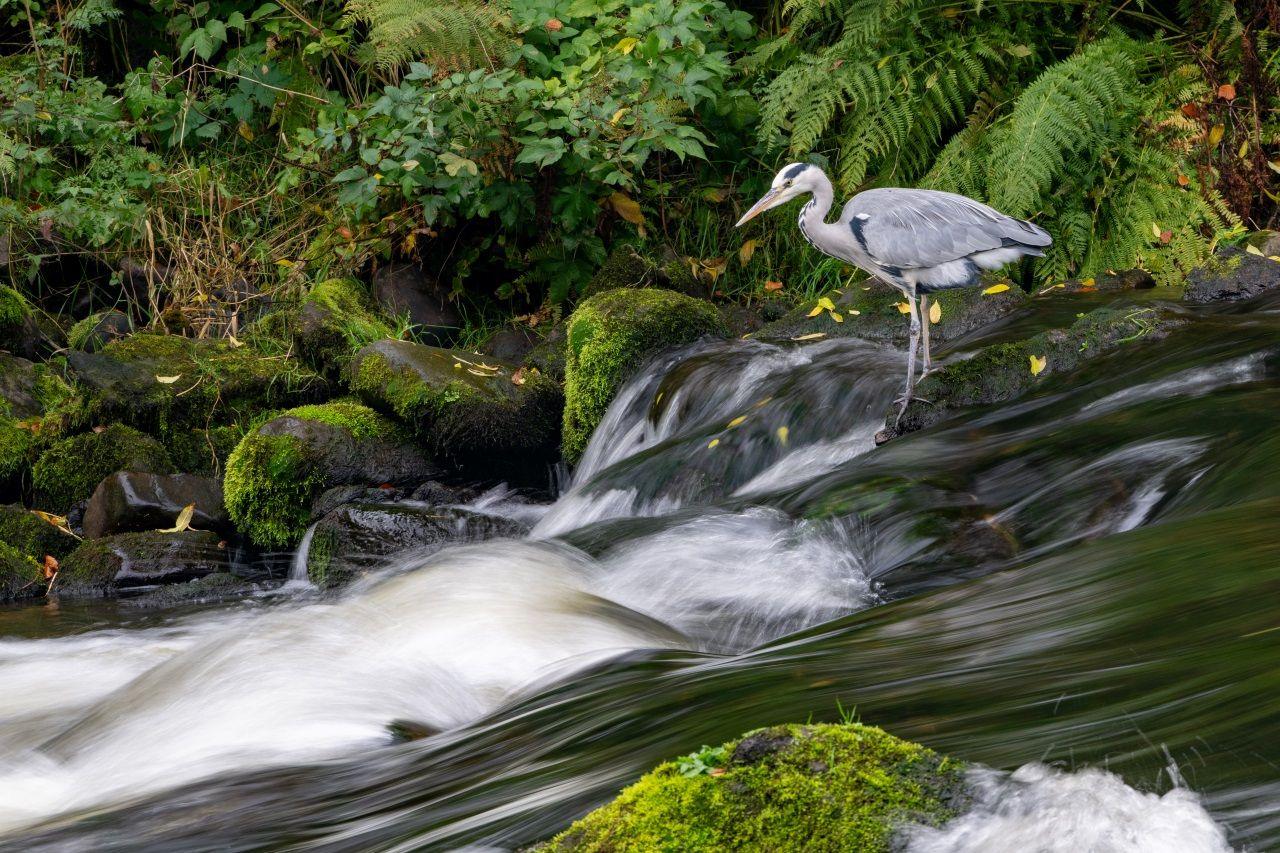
[918,294,933,382]
[895,297,921,427]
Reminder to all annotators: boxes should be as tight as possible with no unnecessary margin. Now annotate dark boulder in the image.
[306,501,529,589]
[0,285,46,360]
[0,353,73,421]
[67,310,133,352]
[371,262,461,346]
[1183,247,1280,304]
[32,424,175,512]
[59,530,229,596]
[82,472,230,539]
[483,327,539,363]
[125,572,259,609]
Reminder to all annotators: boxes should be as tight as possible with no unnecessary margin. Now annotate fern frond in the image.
[345,0,512,72]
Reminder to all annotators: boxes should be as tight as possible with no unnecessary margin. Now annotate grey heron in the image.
[736,163,1051,424]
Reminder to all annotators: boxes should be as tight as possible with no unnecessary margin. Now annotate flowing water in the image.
[2,287,1280,851]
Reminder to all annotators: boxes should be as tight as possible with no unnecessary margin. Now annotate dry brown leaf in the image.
[511,366,527,386]
[608,192,644,225]
[1217,83,1236,100]
[159,503,196,533]
[1177,174,1190,187]
[738,239,759,267]
[43,555,59,580]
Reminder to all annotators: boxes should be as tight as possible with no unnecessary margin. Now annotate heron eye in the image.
[783,180,793,188]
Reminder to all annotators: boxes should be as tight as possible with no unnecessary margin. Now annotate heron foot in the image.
[893,394,933,406]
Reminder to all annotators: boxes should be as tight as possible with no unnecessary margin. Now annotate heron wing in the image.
[841,188,1051,271]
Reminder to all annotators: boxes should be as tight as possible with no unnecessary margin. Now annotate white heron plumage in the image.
[736,162,1052,425]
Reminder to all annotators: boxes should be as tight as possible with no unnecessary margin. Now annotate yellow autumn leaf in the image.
[1245,244,1264,256]
[849,309,861,316]
[982,283,1010,295]
[738,239,759,267]
[707,438,720,449]
[614,36,639,54]
[276,259,295,267]
[1207,124,1225,146]
[1082,277,1096,287]
[776,426,789,446]
[237,121,255,142]
[30,510,79,540]
[1029,354,1047,376]
[830,312,844,323]
[928,300,941,324]
[35,110,52,120]
[159,504,196,533]
[609,192,644,225]
[727,415,747,428]
[1151,222,1162,239]
[791,332,827,341]
[155,374,182,384]
[610,107,629,125]
[895,302,911,314]
[701,257,728,282]
[807,304,824,317]
[818,296,836,311]
[454,362,462,369]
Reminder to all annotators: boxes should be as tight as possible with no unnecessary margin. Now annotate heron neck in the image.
[799,171,846,259]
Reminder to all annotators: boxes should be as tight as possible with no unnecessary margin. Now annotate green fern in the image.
[344,0,512,72]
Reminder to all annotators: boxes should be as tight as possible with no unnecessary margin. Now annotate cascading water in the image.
[2,288,1279,851]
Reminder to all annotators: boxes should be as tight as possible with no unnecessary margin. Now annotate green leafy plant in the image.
[675,744,729,777]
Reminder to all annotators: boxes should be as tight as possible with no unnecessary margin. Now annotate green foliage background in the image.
[0,0,1276,328]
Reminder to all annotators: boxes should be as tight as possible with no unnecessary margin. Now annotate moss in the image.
[221,401,403,548]
[0,540,44,602]
[244,278,395,375]
[0,503,78,560]
[543,723,967,852]
[166,424,249,477]
[31,424,174,511]
[0,286,32,339]
[0,417,33,487]
[59,530,227,593]
[563,288,727,462]
[68,311,131,352]
[305,525,341,588]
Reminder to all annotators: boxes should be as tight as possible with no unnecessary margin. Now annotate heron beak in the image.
[735,189,783,227]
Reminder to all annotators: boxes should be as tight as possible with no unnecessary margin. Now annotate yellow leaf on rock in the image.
[738,239,759,266]
[895,302,911,314]
[928,300,941,324]
[830,312,843,323]
[849,309,861,316]
[791,332,826,341]
[727,415,747,428]
[1246,244,1264,256]
[1029,354,1047,376]
[818,296,836,311]
[159,504,196,533]
[982,283,1010,295]
[807,304,824,317]
[776,426,789,446]
[707,438,720,449]
[30,510,79,539]
[155,374,182,384]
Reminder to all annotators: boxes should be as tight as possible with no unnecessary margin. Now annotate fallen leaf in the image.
[807,304,824,317]
[609,192,644,225]
[738,239,759,266]
[709,767,726,777]
[982,283,1010,295]
[453,362,462,369]
[726,415,747,428]
[699,257,728,282]
[707,438,720,449]
[928,301,941,324]
[1180,102,1201,119]
[43,555,58,580]
[764,280,783,292]
[466,368,494,377]
[702,187,729,203]
[1207,124,1225,146]
[895,302,911,314]
[92,425,106,434]
[511,366,527,386]
[776,426,789,446]
[1160,230,1172,245]
[1246,244,1264,256]
[1177,174,1190,187]
[1082,277,1096,287]
[791,332,826,341]
[1029,354,1047,376]
[159,503,196,533]
[155,374,182,384]
[818,296,836,311]
[609,107,628,125]
[1218,82,1236,100]
[849,309,861,316]
[830,312,844,323]
[30,510,79,539]
[545,17,563,31]
[337,225,354,240]
[614,36,639,54]
[227,334,245,348]
[1151,222,1162,239]
[237,121,255,142]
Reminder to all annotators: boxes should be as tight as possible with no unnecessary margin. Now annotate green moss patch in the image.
[0,540,44,602]
[543,723,967,852]
[245,278,395,376]
[0,286,32,341]
[0,503,78,560]
[563,288,727,462]
[32,424,174,512]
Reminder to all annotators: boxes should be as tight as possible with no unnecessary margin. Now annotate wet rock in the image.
[350,339,563,473]
[0,285,45,360]
[371,262,460,346]
[0,503,78,561]
[483,327,539,363]
[581,244,705,300]
[1183,248,1280,304]
[718,303,769,337]
[524,320,568,381]
[0,353,73,421]
[0,540,45,602]
[387,719,442,742]
[32,424,175,512]
[540,723,967,852]
[82,472,229,539]
[125,572,259,609]
[223,402,437,547]
[1048,269,1155,294]
[879,304,1187,442]
[759,278,1027,346]
[165,424,246,478]
[563,288,728,462]
[67,310,132,352]
[60,530,228,595]
[306,501,528,589]
[1243,230,1280,257]
[64,333,328,437]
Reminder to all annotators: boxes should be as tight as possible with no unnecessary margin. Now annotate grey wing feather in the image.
[842,188,1051,270]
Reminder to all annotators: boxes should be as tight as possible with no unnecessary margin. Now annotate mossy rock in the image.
[0,503,78,561]
[0,540,45,602]
[166,424,249,477]
[244,278,395,376]
[59,530,228,596]
[758,278,1027,346]
[67,310,132,352]
[1183,247,1280,304]
[542,723,967,852]
[582,244,704,299]
[61,333,328,438]
[563,288,728,462]
[31,424,175,512]
[223,401,435,548]
[350,339,564,470]
[0,353,73,421]
[0,285,43,359]
[884,304,1187,440]
[0,417,34,499]
[524,320,569,382]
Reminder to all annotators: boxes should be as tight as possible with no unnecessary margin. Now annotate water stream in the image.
[1,288,1278,851]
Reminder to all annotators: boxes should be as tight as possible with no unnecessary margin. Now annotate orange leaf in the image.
[43,555,58,580]
[1217,83,1236,101]
[763,280,783,291]
[1177,174,1190,187]
[1160,230,1172,245]
[545,17,563,30]
[608,192,644,226]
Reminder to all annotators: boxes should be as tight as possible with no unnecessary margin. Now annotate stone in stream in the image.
[223,401,437,548]
[124,572,260,609]
[539,723,968,852]
[59,529,229,596]
[562,287,728,463]
[877,304,1187,443]
[350,339,563,474]
[1183,246,1280,304]
[371,262,461,346]
[31,424,175,513]
[82,472,230,539]
[305,501,529,589]
[756,277,1027,346]
[67,309,133,353]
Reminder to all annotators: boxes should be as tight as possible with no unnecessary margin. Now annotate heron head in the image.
[735,163,816,227]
